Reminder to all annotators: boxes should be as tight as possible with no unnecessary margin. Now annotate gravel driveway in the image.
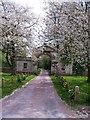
[0,70,88,118]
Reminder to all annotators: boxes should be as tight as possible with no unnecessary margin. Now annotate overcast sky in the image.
[11,0,87,15]
[11,0,44,15]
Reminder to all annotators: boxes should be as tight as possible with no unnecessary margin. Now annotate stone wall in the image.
[16,61,32,73]
[65,64,73,75]
[16,57,37,73]
[0,67,11,73]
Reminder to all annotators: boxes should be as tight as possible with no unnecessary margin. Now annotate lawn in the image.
[51,75,89,110]
[0,72,36,98]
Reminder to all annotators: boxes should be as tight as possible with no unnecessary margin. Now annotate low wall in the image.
[0,67,11,73]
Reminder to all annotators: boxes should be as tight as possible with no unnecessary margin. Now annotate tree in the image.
[85,1,90,82]
[0,0,36,74]
[43,1,89,81]
[38,55,51,71]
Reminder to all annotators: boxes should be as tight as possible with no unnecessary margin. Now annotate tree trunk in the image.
[11,66,16,75]
[87,2,90,83]
[87,63,90,83]
[5,41,16,75]
[6,53,16,75]
[86,60,90,102]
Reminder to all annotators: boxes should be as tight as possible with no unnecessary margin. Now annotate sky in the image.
[11,0,84,15]
[11,0,44,15]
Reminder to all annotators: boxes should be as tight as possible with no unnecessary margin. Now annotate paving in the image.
[0,70,87,118]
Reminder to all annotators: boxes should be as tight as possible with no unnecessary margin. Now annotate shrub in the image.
[36,69,40,75]
[23,74,26,80]
[17,74,22,82]
[69,89,75,99]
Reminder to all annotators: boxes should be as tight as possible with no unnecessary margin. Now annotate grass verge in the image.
[0,72,36,98]
[51,75,89,110]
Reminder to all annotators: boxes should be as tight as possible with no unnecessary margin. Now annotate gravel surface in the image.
[0,70,88,118]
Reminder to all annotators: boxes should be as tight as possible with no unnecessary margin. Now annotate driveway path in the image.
[1,70,84,118]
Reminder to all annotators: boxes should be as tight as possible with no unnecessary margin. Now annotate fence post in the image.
[68,82,70,95]
[12,76,14,85]
[2,78,4,87]
[74,86,79,101]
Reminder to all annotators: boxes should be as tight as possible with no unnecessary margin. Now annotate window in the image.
[24,63,27,69]
[62,67,65,70]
